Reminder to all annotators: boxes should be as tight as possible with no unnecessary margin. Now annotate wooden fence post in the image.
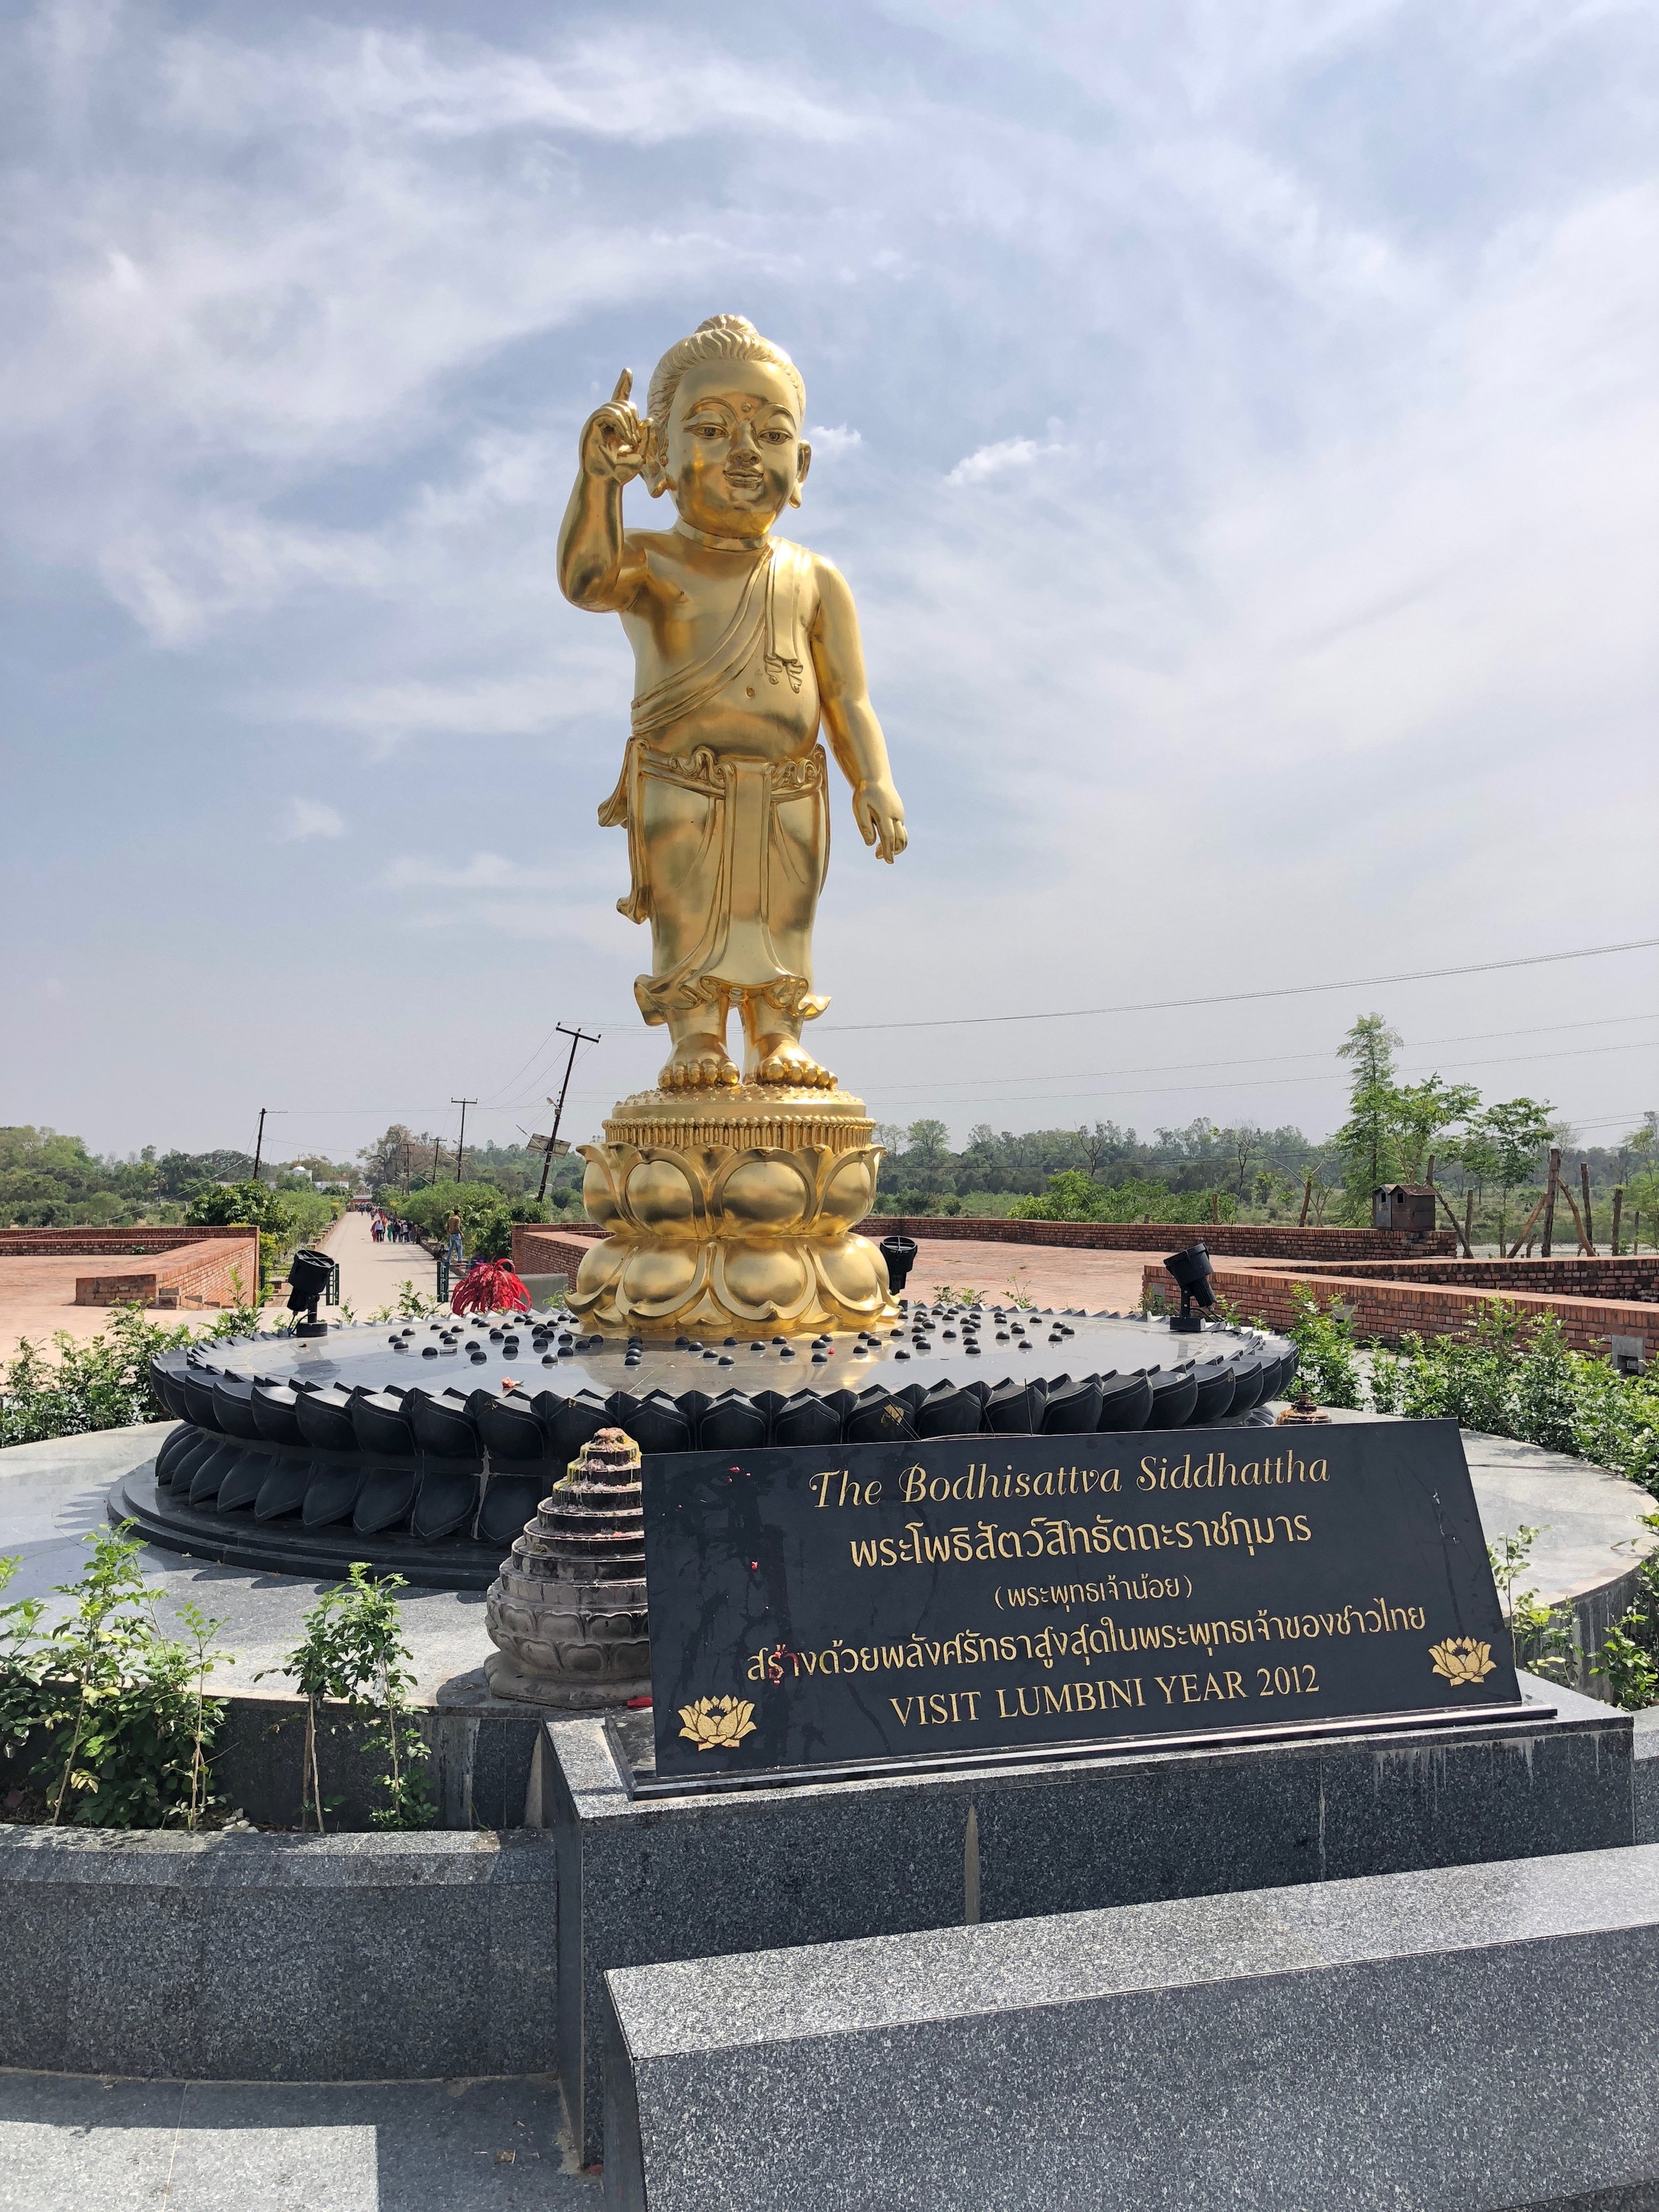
[1506,1186,1550,1260]
[1540,1147,1560,1260]
[1611,1188,1624,1257]
[1580,1161,1597,1254]
[1299,1176,1313,1228]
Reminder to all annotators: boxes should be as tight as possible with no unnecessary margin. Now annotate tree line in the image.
[4,1024,1655,1253]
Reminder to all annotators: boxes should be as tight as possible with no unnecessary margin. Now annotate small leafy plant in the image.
[1285,1288,1364,1410]
[265,1565,435,1831]
[0,1528,228,1828]
[366,1280,444,1325]
[1486,1524,1575,1683]
[1593,1511,1659,1711]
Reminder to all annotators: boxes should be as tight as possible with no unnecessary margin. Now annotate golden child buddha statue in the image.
[557,315,907,1335]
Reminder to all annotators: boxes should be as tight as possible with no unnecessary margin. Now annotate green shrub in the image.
[186,1179,341,1292]
[399,1180,545,1264]
[0,1301,259,1448]
[1285,1288,1365,1410]
[0,1528,226,1828]
[1366,1304,1659,1493]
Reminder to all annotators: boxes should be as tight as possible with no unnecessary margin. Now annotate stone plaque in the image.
[642,1420,1522,1786]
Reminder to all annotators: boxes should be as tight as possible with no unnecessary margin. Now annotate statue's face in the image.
[658,359,810,536]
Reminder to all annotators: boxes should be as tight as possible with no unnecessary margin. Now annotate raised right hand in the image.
[579,369,650,484]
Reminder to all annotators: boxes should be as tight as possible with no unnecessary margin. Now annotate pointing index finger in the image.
[611,368,633,406]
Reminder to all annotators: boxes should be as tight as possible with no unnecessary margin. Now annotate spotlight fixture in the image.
[879,1234,918,1293]
[1163,1242,1216,1333]
[286,1248,336,1339]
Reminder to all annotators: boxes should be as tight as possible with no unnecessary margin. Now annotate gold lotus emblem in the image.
[678,1695,758,1751]
[1429,1637,1496,1687]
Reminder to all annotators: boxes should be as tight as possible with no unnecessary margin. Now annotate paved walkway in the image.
[321,1212,441,1323]
[0,2071,593,2210]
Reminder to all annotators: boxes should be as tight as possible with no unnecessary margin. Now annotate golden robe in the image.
[598,540,830,1030]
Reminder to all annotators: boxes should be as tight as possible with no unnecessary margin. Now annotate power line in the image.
[869,1035,1659,1114]
[848,1011,1659,1102]
[816,933,1659,1035]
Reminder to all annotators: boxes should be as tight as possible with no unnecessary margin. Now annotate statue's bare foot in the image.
[659,1033,740,1092]
[750,1035,837,1089]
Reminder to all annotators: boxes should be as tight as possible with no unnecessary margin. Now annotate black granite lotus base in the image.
[125,1299,1295,1591]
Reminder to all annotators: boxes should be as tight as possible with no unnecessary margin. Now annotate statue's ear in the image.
[789,441,812,509]
[642,417,669,498]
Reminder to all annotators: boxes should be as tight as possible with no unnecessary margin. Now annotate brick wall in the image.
[0,1225,256,1257]
[1143,1261,1654,1359]
[513,1224,605,1282]
[862,1217,1455,1262]
[1282,1255,1659,1301]
[75,1234,261,1310]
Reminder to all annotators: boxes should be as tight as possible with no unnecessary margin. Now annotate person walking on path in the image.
[446,1209,465,1271]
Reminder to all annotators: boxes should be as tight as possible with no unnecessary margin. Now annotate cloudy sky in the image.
[3,0,1656,1167]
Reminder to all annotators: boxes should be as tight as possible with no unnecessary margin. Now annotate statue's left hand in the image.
[853,780,907,863]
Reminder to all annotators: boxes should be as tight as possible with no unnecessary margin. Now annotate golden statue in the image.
[557,315,907,1335]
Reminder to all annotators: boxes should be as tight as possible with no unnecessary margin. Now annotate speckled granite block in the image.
[550,1672,1631,2162]
[0,1826,557,2079]
[602,1843,1659,2212]
[1632,1708,1659,1843]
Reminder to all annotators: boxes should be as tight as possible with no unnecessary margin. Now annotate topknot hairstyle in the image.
[646,315,806,433]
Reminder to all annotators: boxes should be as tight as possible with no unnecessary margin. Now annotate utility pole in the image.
[537,1025,601,1204]
[431,1136,444,1185]
[451,1098,476,1186]
[252,1107,285,1181]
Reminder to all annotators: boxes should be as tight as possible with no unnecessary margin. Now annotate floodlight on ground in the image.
[1163,1242,1215,1334]
[287,1247,336,1338]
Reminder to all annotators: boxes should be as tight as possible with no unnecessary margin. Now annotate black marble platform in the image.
[125,1300,1295,1589]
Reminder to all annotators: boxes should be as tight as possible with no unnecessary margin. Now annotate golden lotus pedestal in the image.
[569,1086,896,1337]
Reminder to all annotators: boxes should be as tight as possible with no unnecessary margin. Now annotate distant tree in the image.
[153,1149,256,1199]
[1465,1098,1555,1248]
[1333,1014,1403,1217]
[1072,1122,1131,1179]
[1390,1076,1480,1183]
[358,1124,429,1191]
[1619,1112,1659,1184]
[1226,1124,1261,1201]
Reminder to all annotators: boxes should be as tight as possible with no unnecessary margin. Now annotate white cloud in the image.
[807,423,863,455]
[282,798,345,840]
[309,680,562,743]
[946,437,1064,486]
[164,27,864,151]
[380,852,555,891]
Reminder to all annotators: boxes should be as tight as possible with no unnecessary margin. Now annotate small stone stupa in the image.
[484,1427,650,1706]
